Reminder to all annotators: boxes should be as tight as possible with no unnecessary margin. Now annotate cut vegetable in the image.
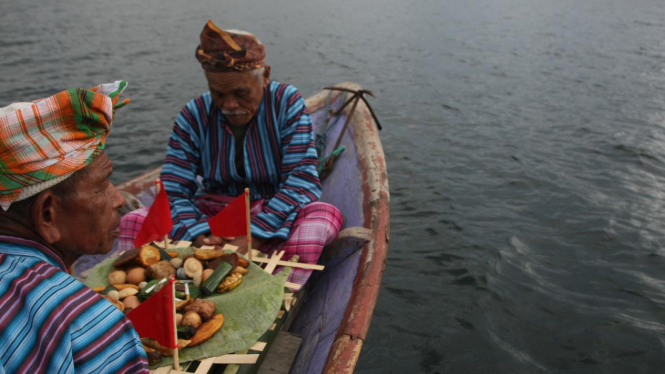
[200,261,232,296]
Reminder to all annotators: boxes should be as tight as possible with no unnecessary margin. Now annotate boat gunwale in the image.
[305,83,389,374]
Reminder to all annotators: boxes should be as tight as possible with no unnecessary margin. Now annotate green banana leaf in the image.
[84,247,287,368]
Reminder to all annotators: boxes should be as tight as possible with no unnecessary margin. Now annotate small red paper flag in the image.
[127,276,177,348]
[208,190,249,237]
[134,181,173,248]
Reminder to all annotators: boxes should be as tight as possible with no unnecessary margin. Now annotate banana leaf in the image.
[84,247,287,368]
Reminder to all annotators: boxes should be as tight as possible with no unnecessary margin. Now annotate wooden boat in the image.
[114,82,389,373]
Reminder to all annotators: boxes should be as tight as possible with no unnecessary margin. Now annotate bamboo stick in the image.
[284,282,302,291]
[212,354,260,365]
[245,188,252,262]
[155,179,170,251]
[251,257,325,270]
[263,251,285,274]
[171,279,180,370]
[249,342,267,352]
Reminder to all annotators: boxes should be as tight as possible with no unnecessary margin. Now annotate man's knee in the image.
[299,202,343,221]
[295,202,343,244]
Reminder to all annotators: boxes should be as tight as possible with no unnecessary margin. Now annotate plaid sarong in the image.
[119,200,342,287]
[0,81,129,210]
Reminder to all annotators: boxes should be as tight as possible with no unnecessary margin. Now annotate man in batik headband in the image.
[119,20,342,287]
[0,82,149,373]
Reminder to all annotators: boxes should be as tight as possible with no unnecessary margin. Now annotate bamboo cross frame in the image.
[149,248,305,373]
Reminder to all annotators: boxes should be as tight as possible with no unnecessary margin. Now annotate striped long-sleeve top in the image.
[161,81,322,241]
[0,236,148,374]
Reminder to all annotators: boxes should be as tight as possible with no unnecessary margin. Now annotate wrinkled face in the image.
[53,153,125,255]
[206,68,270,126]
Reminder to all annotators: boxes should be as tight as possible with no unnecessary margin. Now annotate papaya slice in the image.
[138,245,161,267]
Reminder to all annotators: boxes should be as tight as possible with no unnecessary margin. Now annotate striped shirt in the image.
[0,236,148,374]
[161,81,322,241]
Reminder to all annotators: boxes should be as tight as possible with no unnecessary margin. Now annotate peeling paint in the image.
[318,83,389,374]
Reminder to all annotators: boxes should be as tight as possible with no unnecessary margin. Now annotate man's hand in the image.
[202,235,236,246]
[192,235,267,253]
[252,237,267,250]
[193,234,235,248]
[228,236,268,255]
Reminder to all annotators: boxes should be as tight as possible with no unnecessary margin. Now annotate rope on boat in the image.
[315,87,382,180]
[315,91,347,179]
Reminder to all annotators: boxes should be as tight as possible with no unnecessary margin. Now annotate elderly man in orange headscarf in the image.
[119,21,343,287]
[0,82,149,373]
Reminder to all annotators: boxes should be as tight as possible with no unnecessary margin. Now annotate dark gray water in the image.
[3,0,665,372]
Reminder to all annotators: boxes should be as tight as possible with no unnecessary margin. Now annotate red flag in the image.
[127,276,177,348]
[134,181,173,248]
[208,190,249,237]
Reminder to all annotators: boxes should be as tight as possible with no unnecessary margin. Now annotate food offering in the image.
[84,244,287,368]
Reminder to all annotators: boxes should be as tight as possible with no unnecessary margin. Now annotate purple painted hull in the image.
[101,83,389,374]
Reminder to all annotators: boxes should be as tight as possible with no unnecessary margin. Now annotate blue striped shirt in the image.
[0,236,148,374]
[161,81,322,241]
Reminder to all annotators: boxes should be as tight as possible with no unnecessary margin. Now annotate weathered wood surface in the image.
[256,332,302,374]
[308,83,389,374]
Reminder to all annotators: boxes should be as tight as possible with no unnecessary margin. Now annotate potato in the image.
[145,260,176,280]
[181,311,202,329]
[108,270,127,285]
[193,273,202,288]
[123,295,141,309]
[106,290,120,302]
[170,257,183,269]
[201,269,214,283]
[126,267,146,285]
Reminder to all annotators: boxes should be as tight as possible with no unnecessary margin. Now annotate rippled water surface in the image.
[3,0,665,372]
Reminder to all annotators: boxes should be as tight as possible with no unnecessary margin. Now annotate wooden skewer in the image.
[251,257,325,271]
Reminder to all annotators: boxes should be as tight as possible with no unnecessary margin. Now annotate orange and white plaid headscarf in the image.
[0,81,130,211]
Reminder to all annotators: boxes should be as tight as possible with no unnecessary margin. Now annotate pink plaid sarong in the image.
[118,199,342,287]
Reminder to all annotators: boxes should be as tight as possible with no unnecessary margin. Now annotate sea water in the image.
[2,0,665,372]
